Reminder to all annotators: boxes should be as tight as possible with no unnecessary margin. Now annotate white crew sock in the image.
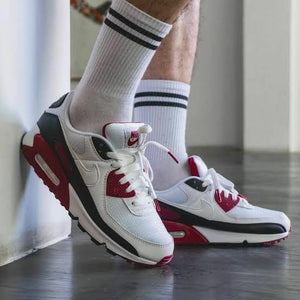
[70,0,172,133]
[134,80,191,190]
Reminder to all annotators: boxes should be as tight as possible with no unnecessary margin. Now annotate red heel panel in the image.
[163,221,209,245]
[22,134,70,210]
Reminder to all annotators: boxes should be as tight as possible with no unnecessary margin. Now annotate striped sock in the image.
[71,0,172,133]
[134,80,191,190]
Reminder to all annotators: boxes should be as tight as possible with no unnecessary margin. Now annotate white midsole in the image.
[193,225,289,243]
[68,184,158,265]
[22,124,40,146]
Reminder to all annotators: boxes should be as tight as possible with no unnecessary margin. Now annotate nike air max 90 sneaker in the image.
[21,92,174,266]
[157,156,291,246]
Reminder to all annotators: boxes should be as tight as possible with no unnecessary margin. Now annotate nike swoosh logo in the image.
[75,160,100,186]
[159,197,213,216]
[128,138,138,147]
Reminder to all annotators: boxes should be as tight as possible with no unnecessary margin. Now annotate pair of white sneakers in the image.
[22,92,291,266]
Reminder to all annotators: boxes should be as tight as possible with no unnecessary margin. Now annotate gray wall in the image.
[71,0,244,147]
[71,1,100,79]
[187,0,243,147]
[243,0,300,152]
[0,0,71,266]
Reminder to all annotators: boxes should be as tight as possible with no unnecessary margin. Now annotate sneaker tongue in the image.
[103,122,145,149]
[188,156,208,178]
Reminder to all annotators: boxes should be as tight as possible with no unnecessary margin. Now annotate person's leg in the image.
[134,0,200,190]
[70,0,191,133]
[22,0,193,266]
[134,0,291,246]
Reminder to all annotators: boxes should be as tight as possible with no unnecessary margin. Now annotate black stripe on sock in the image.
[135,92,188,101]
[104,18,157,50]
[109,8,163,42]
[134,101,187,109]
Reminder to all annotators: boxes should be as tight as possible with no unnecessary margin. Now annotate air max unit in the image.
[156,156,291,246]
[21,92,174,266]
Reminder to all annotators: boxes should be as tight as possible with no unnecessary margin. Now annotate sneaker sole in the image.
[21,125,172,266]
[163,220,291,246]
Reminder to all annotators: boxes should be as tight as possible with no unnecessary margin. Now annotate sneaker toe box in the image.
[228,204,291,233]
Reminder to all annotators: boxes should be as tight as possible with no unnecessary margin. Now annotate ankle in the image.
[70,87,133,133]
[152,157,190,191]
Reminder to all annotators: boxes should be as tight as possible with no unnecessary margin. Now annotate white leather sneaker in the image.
[22,92,174,266]
[156,156,291,246]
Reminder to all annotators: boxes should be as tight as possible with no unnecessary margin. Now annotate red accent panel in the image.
[22,134,70,210]
[158,206,181,220]
[55,142,72,171]
[188,157,200,177]
[214,190,240,213]
[163,221,209,245]
[154,199,161,212]
[106,170,136,198]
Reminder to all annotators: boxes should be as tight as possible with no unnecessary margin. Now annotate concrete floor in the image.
[0,147,299,300]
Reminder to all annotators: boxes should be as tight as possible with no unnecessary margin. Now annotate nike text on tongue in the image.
[102,122,146,149]
[128,130,139,147]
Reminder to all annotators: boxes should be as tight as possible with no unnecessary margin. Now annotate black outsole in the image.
[71,219,128,261]
[90,237,102,246]
[77,222,86,233]
[106,247,118,256]
[68,212,78,220]
[69,217,142,263]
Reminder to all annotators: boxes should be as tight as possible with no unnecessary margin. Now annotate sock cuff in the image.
[136,80,190,96]
[108,0,172,48]
[134,80,190,109]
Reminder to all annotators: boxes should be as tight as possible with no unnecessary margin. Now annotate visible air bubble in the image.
[35,154,60,186]
[163,220,209,245]
[169,231,186,238]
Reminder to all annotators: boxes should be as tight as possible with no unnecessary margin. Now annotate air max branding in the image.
[127,130,139,147]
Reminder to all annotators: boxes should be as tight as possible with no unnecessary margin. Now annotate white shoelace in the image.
[107,125,177,207]
[202,168,244,202]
